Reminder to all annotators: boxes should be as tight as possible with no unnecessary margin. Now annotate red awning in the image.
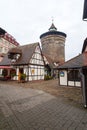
[0,66,12,69]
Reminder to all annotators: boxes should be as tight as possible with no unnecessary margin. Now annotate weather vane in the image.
[51,16,54,23]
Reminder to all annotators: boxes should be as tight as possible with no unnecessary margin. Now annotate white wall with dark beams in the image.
[13,45,45,81]
[59,69,81,87]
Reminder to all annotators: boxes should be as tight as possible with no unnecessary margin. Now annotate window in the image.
[68,70,80,81]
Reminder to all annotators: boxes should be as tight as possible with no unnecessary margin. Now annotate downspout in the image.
[67,69,68,86]
[79,68,87,108]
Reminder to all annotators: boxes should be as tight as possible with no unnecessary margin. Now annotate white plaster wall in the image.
[68,81,74,86]
[30,53,44,65]
[38,68,40,75]
[28,65,44,81]
[41,75,44,80]
[29,76,33,81]
[12,76,17,80]
[75,82,81,87]
[40,68,44,79]
[16,68,19,80]
[0,69,2,75]
[68,81,81,87]
[24,68,28,81]
[60,71,67,85]
[35,68,38,75]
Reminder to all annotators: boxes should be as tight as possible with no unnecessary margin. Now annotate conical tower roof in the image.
[40,22,66,39]
[49,23,57,31]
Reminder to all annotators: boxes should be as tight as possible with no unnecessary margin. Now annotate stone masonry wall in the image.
[41,34,66,63]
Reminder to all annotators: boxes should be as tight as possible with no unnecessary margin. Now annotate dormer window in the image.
[54,62,59,66]
[8,48,22,63]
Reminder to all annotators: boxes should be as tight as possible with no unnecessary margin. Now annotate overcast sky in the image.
[0,0,86,60]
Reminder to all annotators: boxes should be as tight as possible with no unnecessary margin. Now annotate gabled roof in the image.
[8,48,22,54]
[40,23,67,39]
[58,52,87,69]
[43,54,55,68]
[0,42,40,66]
[43,54,61,69]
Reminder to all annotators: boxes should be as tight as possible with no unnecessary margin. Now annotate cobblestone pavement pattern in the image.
[0,81,87,130]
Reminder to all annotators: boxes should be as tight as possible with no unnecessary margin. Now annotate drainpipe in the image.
[79,68,87,108]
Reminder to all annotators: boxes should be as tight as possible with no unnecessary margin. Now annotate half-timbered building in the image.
[0,42,45,81]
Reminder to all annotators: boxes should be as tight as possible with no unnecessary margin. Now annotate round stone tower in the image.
[40,23,67,64]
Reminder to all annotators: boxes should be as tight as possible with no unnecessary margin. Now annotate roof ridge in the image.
[18,42,39,48]
[59,54,82,67]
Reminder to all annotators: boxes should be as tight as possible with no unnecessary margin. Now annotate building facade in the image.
[0,28,19,61]
[0,43,45,81]
[58,37,87,87]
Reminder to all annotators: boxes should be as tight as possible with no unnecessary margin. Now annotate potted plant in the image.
[20,73,26,83]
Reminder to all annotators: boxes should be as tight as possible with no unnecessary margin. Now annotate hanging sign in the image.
[60,71,65,77]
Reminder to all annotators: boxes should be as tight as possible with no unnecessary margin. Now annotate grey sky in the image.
[0,0,86,60]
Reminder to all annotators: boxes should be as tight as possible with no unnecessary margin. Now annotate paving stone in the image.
[0,82,87,130]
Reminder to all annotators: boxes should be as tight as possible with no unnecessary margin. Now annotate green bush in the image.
[20,73,26,80]
[44,75,53,80]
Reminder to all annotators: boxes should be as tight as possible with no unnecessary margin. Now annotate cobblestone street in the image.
[0,79,87,130]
